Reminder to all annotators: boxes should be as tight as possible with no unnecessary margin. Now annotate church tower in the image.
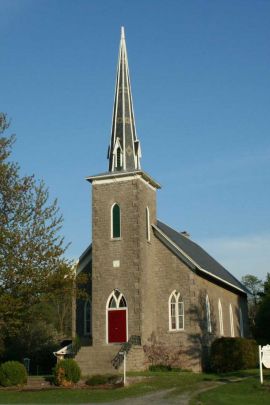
[87,27,160,348]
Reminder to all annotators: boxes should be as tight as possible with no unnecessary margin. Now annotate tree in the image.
[254,273,270,343]
[0,113,72,351]
[241,274,263,331]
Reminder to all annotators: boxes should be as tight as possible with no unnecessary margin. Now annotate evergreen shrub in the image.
[0,361,27,387]
[85,374,119,386]
[210,337,258,373]
[53,359,81,386]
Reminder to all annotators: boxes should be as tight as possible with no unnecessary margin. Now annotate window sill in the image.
[168,329,185,333]
[111,237,122,241]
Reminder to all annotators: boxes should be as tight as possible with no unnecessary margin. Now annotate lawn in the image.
[0,370,269,404]
[191,370,270,405]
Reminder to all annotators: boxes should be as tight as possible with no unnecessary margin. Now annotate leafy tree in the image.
[241,274,263,330]
[254,273,270,343]
[0,113,73,352]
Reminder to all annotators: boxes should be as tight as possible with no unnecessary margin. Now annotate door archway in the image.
[106,290,127,343]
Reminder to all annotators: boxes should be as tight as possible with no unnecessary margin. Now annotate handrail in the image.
[111,335,141,369]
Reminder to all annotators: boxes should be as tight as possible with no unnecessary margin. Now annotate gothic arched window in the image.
[111,203,121,239]
[206,295,212,333]
[84,299,91,336]
[218,299,224,336]
[239,308,244,337]
[169,290,184,331]
[229,304,235,337]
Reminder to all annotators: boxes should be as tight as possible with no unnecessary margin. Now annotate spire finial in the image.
[108,28,142,172]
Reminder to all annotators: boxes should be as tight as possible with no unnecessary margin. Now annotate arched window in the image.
[146,207,150,241]
[169,291,184,331]
[218,299,224,336]
[111,203,121,238]
[84,300,91,336]
[106,290,127,343]
[239,308,244,337]
[206,295,212,333]
[229,304,235,337]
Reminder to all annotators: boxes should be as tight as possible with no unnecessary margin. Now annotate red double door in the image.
[108,309,127,343]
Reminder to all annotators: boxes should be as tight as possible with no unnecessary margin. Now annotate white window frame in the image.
[206,294,212,333]
[84,299,91,336]
[229,304,235,337]
[239,307,244,337]
[111,203,121,239]
[218,299,224,336]
[146,206,150,241]
[168,290,184,331]
[106,289,128,344]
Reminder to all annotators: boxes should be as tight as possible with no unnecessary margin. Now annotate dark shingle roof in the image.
[154,220,248,294]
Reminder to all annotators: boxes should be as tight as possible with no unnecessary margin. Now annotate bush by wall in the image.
[210,337,258,373]
[85,374,119,386]
[0,361,27,387]
[53,359,81,386]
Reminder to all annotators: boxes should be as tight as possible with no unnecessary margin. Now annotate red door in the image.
[108,310,127,343]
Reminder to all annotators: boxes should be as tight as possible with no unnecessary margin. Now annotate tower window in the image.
[169,290,184,331]
[116,147,122,170]
[112,203,121,238]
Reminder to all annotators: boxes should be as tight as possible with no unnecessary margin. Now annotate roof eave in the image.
[86,170,161,189]
[152,224,247,295]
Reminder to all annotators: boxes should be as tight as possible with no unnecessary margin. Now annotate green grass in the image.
[0,371,207,404]
[0,370,269,404]
[191,371,270,405]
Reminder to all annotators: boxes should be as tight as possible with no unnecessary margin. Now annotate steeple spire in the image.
[108,27,141,172]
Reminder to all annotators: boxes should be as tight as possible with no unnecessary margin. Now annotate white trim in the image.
[111,203,121,239]
[239,307,244,337]
[152,224,246,294]
[168,290,184,331]
[84,299,91,336]
[146,207,150,241]
[106,290,128,344]
[206,294,212,333]
[229,304,235,337]
[92,174,158,191]
[218,299,224,336]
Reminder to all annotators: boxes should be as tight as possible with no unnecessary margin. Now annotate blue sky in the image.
[1,0,270,281]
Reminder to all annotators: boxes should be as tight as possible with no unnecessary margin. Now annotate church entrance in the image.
[107,290,127,343]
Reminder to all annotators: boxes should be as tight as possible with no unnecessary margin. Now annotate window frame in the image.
[111,203,121,239]
[239,307,244,337]
[146,206,150,241]
[84,299,91,336]
[206,294,212,333]
[229,304,235,337]
[168,290,184,331]
[218,299,224,336]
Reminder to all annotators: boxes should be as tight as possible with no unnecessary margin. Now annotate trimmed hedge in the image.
[210,337,258,373]
[53,359,81,386]
[149,364,172,372]
[85,374,119,386]
[0,361,27,387]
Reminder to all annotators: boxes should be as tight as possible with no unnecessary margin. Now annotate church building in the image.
[75,27,249,375]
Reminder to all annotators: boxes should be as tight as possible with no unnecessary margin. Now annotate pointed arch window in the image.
[169,291,184,331]
[146,207,150,241]
[239,308,244,337]
[218,299,224,336]
[116,147,122,170]
[84,299,91,336]
[229,304,235,337]
[111,203,121,239]
[206,295,212,333]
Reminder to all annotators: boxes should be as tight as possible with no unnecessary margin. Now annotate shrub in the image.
[0,361,27,387]
[85,374,119,386]
[210,337,258,373]
[53,359,81,386]
[149,364,172,372]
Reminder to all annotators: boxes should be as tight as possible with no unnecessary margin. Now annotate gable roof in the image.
[153,220,248,294]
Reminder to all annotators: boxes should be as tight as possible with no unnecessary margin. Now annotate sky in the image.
[1,0,270,282]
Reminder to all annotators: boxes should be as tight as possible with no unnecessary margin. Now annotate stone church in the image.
[74,27,249,375]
